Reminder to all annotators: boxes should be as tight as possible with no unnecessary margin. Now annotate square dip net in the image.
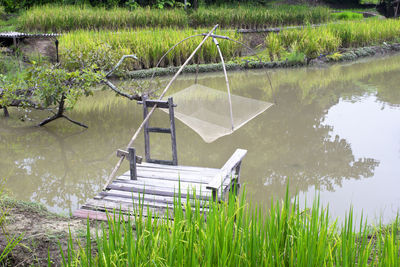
[163,84,273,143]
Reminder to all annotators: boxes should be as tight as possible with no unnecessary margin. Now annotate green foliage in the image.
[327,52,342,61]
[331,11,364,21]
[59,29,240,71]
[265,33,282,61]
[60,188,400,265]
[0,64,104,110]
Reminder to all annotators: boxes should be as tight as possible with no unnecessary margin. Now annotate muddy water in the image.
[2,54,400,222]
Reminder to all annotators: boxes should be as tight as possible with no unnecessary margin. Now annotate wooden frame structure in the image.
[74,149,247,221]
[140,97,178,166]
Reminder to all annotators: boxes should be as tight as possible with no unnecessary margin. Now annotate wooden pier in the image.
[74,97,247,221]
[74,149,247,221]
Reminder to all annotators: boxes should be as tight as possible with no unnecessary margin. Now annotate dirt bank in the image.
[0,196,94,266]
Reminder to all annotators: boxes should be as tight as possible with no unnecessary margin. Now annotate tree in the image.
[0,63,104,128]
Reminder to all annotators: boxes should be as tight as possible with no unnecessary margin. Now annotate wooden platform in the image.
[74,149,247,221]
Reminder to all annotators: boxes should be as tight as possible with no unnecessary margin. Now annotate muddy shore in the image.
[0,196,97,266]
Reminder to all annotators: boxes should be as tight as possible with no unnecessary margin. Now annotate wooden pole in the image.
[102,25,219,190]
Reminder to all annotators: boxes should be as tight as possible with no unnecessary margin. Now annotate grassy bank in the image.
[59,28,240,71]
[62,189,400,266]
[59,18,400,72]
[19,4,331,32]
[266,18,400,61]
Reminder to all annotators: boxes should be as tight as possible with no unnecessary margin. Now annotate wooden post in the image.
[55,39,59,63]
[234,162,242,196]
[12,37,17,49]
[128,147,137,180]
[212,190,218,202]
[168,97,178,165]
[142,95,151,163]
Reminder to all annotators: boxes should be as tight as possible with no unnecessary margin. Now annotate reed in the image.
[60,188,400,266]
[18,4,331,32]
[59,29,241,71]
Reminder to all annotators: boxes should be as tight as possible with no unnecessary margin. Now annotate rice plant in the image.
[266,19,400,62]
[59,28,241,71]
[331,11,364,21]
[18,4,331,32]
[190,5,331,29]
[18,5,189,32]
[60,187,400,266]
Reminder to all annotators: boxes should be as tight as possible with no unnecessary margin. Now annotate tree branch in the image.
[62,115,88,128]
[103,79,142,101]
[38,113,61,127]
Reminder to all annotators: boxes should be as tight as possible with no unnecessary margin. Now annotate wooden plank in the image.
[114,177,211,192]
[137,162,219,173]
[138,99,171,108]
[207,149,247,190]
[95,194,210,212]
[116,149,143,163]
[131,168,218,179]
[131,170,213,184]
[73,209,136,222]
[147,159,175,165]
[83,199,171,219]
[109,181,215,199]
[135,167,217,178]
[107,183,216,200]
[99,189,211,207]
[147,127,171,133]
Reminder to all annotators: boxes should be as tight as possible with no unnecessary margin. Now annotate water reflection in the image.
[1,54,400,222]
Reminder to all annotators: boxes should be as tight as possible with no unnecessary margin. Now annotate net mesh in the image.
[163,84,273,143]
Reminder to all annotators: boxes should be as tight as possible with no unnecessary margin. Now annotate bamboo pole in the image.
[213,37,234,131]
[103,25,219,190]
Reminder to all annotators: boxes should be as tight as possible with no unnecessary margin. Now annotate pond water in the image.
[2,54,400,223]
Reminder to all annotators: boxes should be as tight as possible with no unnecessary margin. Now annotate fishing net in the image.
[163,84,273,143]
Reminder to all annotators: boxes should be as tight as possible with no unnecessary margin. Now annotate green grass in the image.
[59,28,241,71]
[60,188,400,266]
[18,4,332,32]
